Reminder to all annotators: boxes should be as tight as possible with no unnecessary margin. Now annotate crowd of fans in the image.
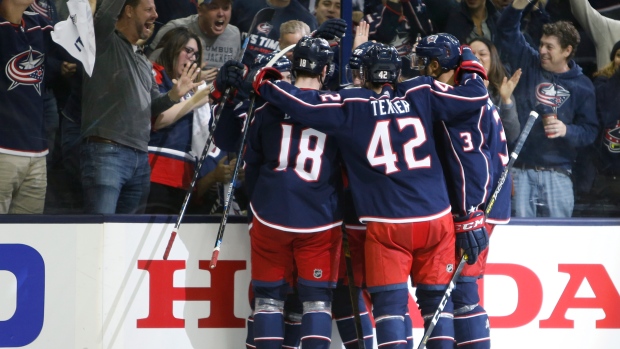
[1,0,619,217]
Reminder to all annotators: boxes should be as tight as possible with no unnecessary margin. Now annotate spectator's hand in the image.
[543,117,567,138]
[454,210,489,265]
[499,68,522,104]
[212,156,234,183]
[201,67,219,84]
[169,63,202,102]
[353,20,369,51]
[61,62,77,77]
[313,18,347,41]
[136,23,155,46]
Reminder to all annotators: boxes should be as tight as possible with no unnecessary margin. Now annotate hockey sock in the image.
[300,301,333,349]
[417,288,455,349]
[246,315,255,348]
[405,312,413,349]
[372,289,409,349]
[332,285,374,349]
[453,282,490,349]
[283,311,302,349]
[253,297,285,349]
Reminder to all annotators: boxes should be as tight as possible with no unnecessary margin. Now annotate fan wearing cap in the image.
[148,0,240,83]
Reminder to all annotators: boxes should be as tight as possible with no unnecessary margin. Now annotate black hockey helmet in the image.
[292,36,334,76]
[360,42,402,84]
[349,41,376,70]
[412,33,461,72]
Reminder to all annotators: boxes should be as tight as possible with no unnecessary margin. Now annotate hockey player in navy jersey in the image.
[210,53,307,349]
[251,40,489,349]
[224,37,344,349]
[414,33,511,348]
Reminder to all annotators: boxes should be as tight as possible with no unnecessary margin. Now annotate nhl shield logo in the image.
[313,269,323,279]
[446,264,454,273]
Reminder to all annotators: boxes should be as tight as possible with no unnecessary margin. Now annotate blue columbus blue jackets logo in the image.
[6,49,45,95]
[535,82,570,108]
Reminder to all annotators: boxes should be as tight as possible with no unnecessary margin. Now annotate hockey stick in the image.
[209,44,297,269]
[416,110,539,349]
[161,8,275,260]
[342,224,367,349]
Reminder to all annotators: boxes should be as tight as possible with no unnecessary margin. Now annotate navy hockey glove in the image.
[211,60,247,101]
[454,210,489,265]
[252,67,283,96]
[312,18,347,41]
[455,45,487,85]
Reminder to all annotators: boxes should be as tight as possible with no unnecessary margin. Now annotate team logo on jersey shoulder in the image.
[313,269,323,279]
[6,49,45,95]
[256,22,273,35]
[536,82,570,108]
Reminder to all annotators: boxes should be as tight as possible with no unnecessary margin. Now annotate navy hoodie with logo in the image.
[497,6,598,170]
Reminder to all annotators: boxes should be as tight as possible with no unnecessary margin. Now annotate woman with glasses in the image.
[146,27,232,213]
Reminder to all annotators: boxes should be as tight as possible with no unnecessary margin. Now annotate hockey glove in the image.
[252,67,283,96]
[312,18,347,41]
[454,210,489,265]
[211,60,247,101]
[454,45,487,85]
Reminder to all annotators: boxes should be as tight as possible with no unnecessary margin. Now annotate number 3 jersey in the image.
[244,97,344,233]
[257,74,489,223]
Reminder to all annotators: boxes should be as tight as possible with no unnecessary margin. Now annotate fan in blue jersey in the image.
[0,0,56,214]
[250,38,489,349]
[415,33,511,349]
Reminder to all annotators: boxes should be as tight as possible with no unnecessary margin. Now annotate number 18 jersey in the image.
[246,98,344,233]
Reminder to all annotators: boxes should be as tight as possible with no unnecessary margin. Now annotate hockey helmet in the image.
[360,42,402,84]
[292,36,334,76]
[411,33,461,72]
[349,41,376,70]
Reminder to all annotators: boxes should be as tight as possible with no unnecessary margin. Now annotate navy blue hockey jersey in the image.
[257,74,488,223]
[436,98,511,223]
[0,12,53,156]
[245,97,344,232]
